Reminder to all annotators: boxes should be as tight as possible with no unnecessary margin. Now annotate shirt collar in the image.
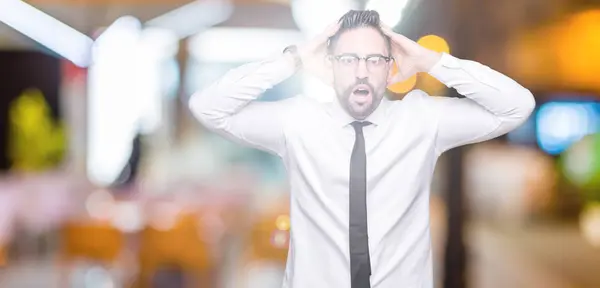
[329,96,390,127]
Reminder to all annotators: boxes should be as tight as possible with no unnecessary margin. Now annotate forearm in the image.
[188,53,296,131]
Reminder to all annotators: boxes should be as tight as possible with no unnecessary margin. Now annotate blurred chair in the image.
[148,264,186,288]
[60,221,125,263]
[243,195,290,265]
[247,212,289,264]
[58,220,126,287]
[0,244,6,267]
[135,211,215,288]
[236,201,290,288]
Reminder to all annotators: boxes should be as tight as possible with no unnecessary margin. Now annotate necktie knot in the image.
[351,121,372,133]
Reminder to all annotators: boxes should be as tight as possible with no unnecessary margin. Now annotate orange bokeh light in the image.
[388,35,450,95]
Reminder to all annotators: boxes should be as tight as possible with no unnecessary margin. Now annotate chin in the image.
[349,106,372,119]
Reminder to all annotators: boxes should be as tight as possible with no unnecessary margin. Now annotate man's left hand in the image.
[381,25,442,82]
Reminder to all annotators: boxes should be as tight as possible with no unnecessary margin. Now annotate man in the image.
[189,10,534,288]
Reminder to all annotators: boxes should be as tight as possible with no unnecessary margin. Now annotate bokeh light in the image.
[417,35,450,96]
[388,73,417,94]
[555,10,600,90]
[275,214,290,231]
[580,203,600,248]
[417,35,450,54]
[561,134,600,192]
[387,34,450,95]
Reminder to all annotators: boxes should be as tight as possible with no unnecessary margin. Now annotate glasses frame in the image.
[329,53,394,72]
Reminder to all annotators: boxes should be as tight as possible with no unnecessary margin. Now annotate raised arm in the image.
[428,53,536,154]
[189,23,341,157]
[380,26,535,155]
[188,54,297,157]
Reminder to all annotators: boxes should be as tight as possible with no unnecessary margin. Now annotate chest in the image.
[285,116,436,187]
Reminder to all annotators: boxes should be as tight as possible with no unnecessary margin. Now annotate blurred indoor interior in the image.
[0,0,599,287]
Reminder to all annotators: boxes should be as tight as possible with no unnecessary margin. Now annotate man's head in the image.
[327,10,394,120]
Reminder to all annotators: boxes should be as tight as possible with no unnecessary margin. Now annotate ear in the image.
[386,59,397,86]
[324,71,334,87]
[324,54,333,69]
[315,55,334,87]
[386,72,395,87]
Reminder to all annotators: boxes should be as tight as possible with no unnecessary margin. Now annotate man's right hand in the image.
[297,22,341,86]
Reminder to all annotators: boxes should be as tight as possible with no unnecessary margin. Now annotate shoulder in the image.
[386,89,451,130]
[399,89,457,113]
[386,89,434,113]
[402,89,442,105]
[276,94,328,124]
[275,93,323,112]
[281,93,330,113]
[279,94,335,137]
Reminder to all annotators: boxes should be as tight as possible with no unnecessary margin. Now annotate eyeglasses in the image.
[330,54,393,71]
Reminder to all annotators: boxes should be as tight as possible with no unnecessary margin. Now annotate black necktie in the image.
[349,121,372,288]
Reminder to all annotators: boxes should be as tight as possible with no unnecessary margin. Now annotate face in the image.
[329,27,393,120]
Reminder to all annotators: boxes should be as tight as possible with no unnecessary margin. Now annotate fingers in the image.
[380,25,403,52]
[379,23,393,33]
[380,24,413,49]
[380,24,394,35]
[307,22,340,51]
[324,21,341,37]
[317,22,340,45]
[307,22,340,55]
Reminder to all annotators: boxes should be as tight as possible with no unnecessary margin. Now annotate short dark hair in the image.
[327,10,391,55]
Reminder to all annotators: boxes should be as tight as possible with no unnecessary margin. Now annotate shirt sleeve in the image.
[426,53,536,155]
[188,54,299,158]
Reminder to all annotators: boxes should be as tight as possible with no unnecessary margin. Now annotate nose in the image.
[355,77,369,88]
[356,59,369,78]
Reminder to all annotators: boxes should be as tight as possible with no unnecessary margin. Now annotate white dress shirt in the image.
[189,52,535,288]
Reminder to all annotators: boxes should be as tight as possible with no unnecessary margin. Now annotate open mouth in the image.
[353,88,370,96]
[351,85,372,104]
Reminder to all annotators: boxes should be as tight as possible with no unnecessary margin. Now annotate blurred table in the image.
[468,221,600,288]
[60,221,125,264]
[0,245,5,266]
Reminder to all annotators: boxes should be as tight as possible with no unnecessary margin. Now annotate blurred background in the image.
[0,0,599,287]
